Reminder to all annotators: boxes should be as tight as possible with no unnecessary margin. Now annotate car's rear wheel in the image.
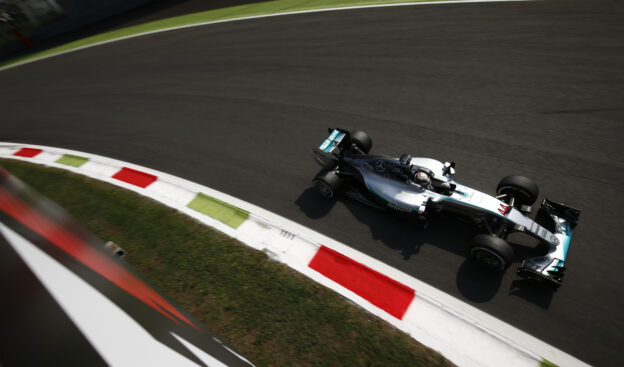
[350,130,372,154]
[313,170,343,199]
[470,234,514,271]
[496,175,539,207]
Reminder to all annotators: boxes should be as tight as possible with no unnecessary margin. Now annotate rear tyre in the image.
[470,234,514,271]
[350,130,372,154]
[313,170,343,199]
[496,175,539,206]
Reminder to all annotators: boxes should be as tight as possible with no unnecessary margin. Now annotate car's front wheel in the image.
[496,175,539,207]
[313,170,343,199]
[470,234,514,271]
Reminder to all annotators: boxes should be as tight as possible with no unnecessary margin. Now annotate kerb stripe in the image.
[13,148,42,158]
[113,167,157,188]
[309,245,415,319]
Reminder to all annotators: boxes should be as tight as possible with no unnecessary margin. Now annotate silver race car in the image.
[311,128,580,288]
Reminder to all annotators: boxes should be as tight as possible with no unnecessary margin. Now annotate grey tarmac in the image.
[1,0,623,365]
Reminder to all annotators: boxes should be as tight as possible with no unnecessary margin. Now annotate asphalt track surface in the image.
[1,0,623,365]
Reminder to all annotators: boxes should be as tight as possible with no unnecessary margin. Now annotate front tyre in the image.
[313,170,343,199]
[496,175,539,206]
[470,234,514,271]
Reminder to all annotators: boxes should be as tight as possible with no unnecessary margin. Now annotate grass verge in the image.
[0,158,453,367]
[540,360,558,367]
[0,0,444,69]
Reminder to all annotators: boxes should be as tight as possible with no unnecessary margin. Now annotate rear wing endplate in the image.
[312,128,350,168]
[318,128,348,153]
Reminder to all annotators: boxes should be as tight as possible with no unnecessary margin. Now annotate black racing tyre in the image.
[470,234,514,271]
[496,175,539,206]
[350,130,372,154]
[313,170,343,199]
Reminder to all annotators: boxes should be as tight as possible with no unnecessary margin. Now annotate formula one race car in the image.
[311,128,581,288]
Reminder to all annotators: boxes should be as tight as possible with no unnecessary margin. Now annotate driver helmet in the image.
[414,171,431,186]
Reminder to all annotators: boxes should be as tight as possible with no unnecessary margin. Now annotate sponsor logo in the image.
[375,160,386,173]
[319,130,343,151]
[498,203,511,215]
[550,235,560,245]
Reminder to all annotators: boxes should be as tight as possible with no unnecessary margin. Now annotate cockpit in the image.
[398,154,456,195]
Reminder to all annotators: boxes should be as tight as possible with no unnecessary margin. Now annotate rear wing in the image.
[312,128,350,168]
[319,128,349,153]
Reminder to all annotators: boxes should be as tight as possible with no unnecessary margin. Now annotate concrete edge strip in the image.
[0,0,535,72]
[0,143,586,367]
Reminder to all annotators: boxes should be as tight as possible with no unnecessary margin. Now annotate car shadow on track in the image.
[455,259,504,302]
[295,187,475,260]
[294,187,337,220]
[342,201,475,261]
[296,187,556,307]
[508,279,555,309]
[456,255,553,308]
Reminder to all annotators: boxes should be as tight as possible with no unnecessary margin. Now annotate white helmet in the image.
[414,171,431,186]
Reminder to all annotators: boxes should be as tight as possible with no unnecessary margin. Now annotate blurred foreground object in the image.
[0,0,65,46]
[0,166,254,366]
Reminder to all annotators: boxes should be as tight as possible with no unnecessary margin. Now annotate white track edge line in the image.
[0,0,536,72]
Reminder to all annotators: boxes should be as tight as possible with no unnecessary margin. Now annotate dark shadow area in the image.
[296,184,477,260]
[456,258,503,303]
[295,187,336,219]
[1,0,267,61]
[508,279,555,309]
[456,237,554,303]
[343,199,476,261]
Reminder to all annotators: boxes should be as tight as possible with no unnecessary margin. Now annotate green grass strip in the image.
[55,154,89,168]
[0,158,453,367]
[0,0,442,69]
[540,359,558,367]
[187,192,249,229]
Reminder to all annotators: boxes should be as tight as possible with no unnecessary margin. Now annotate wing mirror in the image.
[443,161,456,176]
